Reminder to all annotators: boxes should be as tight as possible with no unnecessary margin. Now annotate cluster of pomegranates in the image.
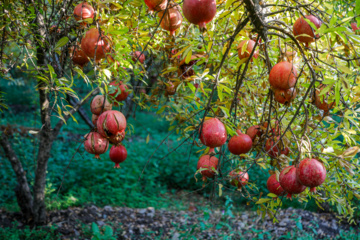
[83,80,130,168]
[267,158,326,199]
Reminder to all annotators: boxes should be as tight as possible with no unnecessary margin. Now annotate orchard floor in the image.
[0,204,359,239]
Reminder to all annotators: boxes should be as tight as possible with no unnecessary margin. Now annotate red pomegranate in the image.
[144,0,167,12]
[279,166,306,199]
[83,132,109,159]
[228,132,252,155]
[73,2,94,25]
[81,28,111,61]
[269,62,298,90]
[312,84,335,113]
[267,174,285,196]
[92,114,99,126]
[265,137,289,158]
[296,158,326,192]
[109,81,129,102]
[109,144,128,168]
[69,45,89,67]
[199,118,227,148]
[158,4,183,36]
[97,110,127,144]
[90,95,112,115]
[132,51,145,64]
[182,0,217,31]
[246,125,261,140]
[351,22,360,33]
[229,170,249,188]
[237,40,259,60]
[274,88,297,105]
[197,150,218,180]
[293,15,322,45]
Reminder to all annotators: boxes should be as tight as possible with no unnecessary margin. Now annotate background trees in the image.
[0,0,359,226]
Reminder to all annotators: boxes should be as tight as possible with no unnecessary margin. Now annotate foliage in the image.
[0,223,59,240]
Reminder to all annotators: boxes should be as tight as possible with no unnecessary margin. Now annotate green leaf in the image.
[256,198,271,204]
[92,223,100,234]
[55,37,69,50]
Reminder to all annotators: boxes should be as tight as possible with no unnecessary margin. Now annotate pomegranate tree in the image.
[182,0,216,31]
[73,2,94,25]
[90,95,112,115]
[109,145,128,168]
[109,81,129,102]
[228,131,253,155]
[269,62,298,90]
[144,0,167,12]
[158,4,183,36]
[97,110,127,144]
[197,149,218,181]
[267,174,285,196]
[296,158,326,192]
[199,118,227,148]
[229,170,249,188]
[274,88,297,105]
[132,51,145,64]
[69,45,89,67]
[237,40,259,60]
[279,166,306,199]
[265,137,289,158]
[293,15,322,45]
[83,132,109,159]
[81,28,111,61]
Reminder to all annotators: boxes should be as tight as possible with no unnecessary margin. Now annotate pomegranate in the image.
[237,40,259,60]
[158,4,183,36]
[132,51,145,64]
[182,0,217,31]
[267,174,285,196]
[109,144,128,168]
[165,81,176,96]
[83,132,109,159]
[199,118,227,148]
[312,84,335,113]
[274,88,297,105]
[246,125,261,140]
[90,95,112,115]
[179,54,204,79]
[197,150,218,181]
[229,170,249,188]
[97,110,127,144]
[228,132,252,155]
[293,15,322,45]
[265,137,289,158]
[296,158,326,192]
[92,114,99,126]
[69,45,89,67]
[73,2,94,25]
[279,166,306,199]
[81,28,111,61]
[109,81,129,102]
[144,0,167,12]
[269,62,298,90]
[351,22,360,33]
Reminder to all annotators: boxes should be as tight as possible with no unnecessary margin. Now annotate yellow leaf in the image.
[146,134,150,144]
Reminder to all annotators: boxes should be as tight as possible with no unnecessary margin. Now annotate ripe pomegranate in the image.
[267,174,285,196]
[109,144,127,168]
[199,118,227,148]
[312,84,335,113]
[92,114,99,126]
[144,0,167,12]
[132,51,145,64]
[109,81,129,102]
[182,0,217,31]
[74,2,94,25]
[158,4,183,36]
[69,45,89,67]
[83,132,109,159]
[265,137,289,158]
[269,62,298,90]
[97,110,127,144]
[296,158,326,192]
[237,40,259,60]
[229,170,249,188]
[293,15,322,45]
[274,88,297,105]
[246,125,261,140]
[197,150,218,181]
[81,28,111,61]
[228,132,252,155]
[351,22,360,33]
[279,166,306,199]
[165,81,176,96]
[90,95,112,115]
